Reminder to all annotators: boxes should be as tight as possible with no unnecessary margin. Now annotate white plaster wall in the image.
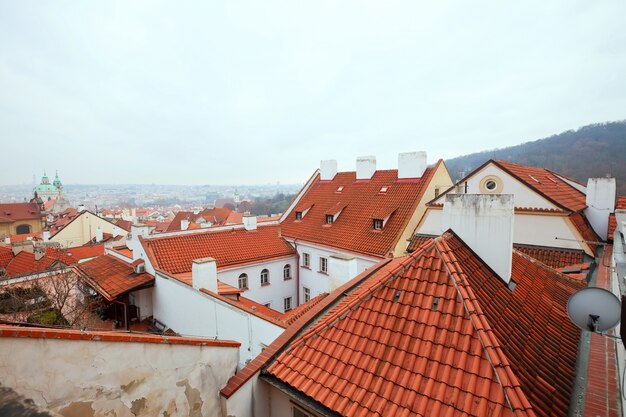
[0,336,238,417]
[223,374,270,417]
[131,287,153,320]
[218,256,298,312]
[294,242,378,303]
[417,208,443,236]
[447,165,559,210]
[152,274,284,366]
[515,214,586,251]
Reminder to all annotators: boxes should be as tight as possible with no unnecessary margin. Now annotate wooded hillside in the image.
[445,121,626,195]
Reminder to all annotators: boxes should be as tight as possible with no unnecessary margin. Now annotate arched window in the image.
[238,273,248,290]
[283,264,291,280]
[260,269,269,285]
[15,224,31,235]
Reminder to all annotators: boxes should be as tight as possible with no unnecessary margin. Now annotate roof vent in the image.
[393,290,401,303]
[432,297,440,311]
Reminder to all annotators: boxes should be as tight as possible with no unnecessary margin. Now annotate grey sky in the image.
[1,1,625,186]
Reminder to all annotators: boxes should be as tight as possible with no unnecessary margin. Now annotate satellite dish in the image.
[567,287,621,332]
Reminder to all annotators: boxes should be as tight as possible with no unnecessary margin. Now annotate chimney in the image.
[4,237,10,245]
[585,177,616,241]
[398,151,427,179]
[356,156,376,180]
[77,204,86,212]
[192,257,218,293]
[34,246,46,261]
[328,254,357,291]
[95,227,104,243]
[42,230,50,242]
[243,214,257,231]
[180,219,190,231]
[320,160,338,181]
[443,194,514,284]
[128,223,149,257]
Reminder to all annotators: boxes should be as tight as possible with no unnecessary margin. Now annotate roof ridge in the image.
[512,248,589,285]
[433,237,535,416]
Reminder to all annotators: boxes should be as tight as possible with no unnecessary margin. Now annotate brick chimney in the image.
[356,156,376,180]
[443,194,514,284]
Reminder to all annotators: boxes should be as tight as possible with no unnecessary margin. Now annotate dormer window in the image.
[294,205,312,220]
[326,215,334,224]
[295,211,303,220]
[373,219,384,230]
[135,263,145,274]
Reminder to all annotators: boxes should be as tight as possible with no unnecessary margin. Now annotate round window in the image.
[485,180,497,191]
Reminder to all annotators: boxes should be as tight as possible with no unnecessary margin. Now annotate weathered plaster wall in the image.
[0,336,239,417]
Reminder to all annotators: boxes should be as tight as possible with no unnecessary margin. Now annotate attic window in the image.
[373,219,384,230]
[135,264,145,274]
[336,186,344,193]
[485,180,497,191]
[295,211,303,220]
[326,215,334,224]
[379,186,389,193]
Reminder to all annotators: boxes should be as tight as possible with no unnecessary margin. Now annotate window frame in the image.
[15,224,31,235]
[302,252,310,268]
[303,287,311,303]
[238,273,248,290]
[283,296,292,312]
[283,264,292,280]
[295,211,302,220]
[325,214,334,224]
[260,269,270,286]
[373,218,384,230]
[319,257,328,274]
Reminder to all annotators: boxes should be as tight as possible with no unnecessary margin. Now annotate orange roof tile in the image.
[493,160,587,213]
[569,212,600,254]
[143,225,296,274]
[281,164,440,257]
[0,246,15,268]
[4,251,62,276]
[227,232,583,416]
[607,196,626,241]
[217,281,244,295]
[0,202,42,224]
[282,292,329,326]
[112,218,132,232]
[506,244,584,270]
[74,255,154,301]
[65,243,105,260]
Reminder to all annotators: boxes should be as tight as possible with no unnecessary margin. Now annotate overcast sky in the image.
[1,1,625,186]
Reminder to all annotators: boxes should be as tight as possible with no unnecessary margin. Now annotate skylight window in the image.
[528,174,540,183]
[379,186,389,193]
[336,186,344,193]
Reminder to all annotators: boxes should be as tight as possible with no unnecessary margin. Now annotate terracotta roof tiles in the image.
[0,203,42,223]
[143,225,296,274]
[281,165,439,257]
[493,160,587,213]
[74,255,154,301]
[607,196,626,241]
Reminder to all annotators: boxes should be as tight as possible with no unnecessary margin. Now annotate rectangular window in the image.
[434,187,440,198]
[293,407,311,417]
[325,214,334,224]
[302,252,310,268]
[303,287,311,303]
[264,302,271,308]
[283,297,292,312]
[373,219,384,230]
[295,211,302,220]
[319,257,328,273]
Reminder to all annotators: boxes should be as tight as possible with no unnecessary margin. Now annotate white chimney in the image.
[77,204,86,212]
[320,160,338,181]
[356,156,376,180]
[95,227,103,243]
[243,214,257,231]
[180,219,190,231]
[398,151,427,179]
[328,254,357,291]
[585,177,616,241]
[128,223,149,257]
[192,257,218,293]
[4,237,10,245]
[42,231,50,242]
[34,246,46,261]
[443,194,514,284]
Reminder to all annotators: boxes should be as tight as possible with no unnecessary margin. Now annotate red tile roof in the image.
[166,208,236,232]
[143,225,296,274]
[198,288,287,327]
[281,164,439,257]
[607,196,626,241]
[569,212,600,254]
[0,324,240,347]
[74,255,154,301]
[65,243,105,260]
[507,244,584,269]
[112,218,132,232]
[0,203,42,224]
[0,246,15,268]
[493,160,587,213]
[229,232,583,416]
[282,292,329,326]
[4,250,63,276]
